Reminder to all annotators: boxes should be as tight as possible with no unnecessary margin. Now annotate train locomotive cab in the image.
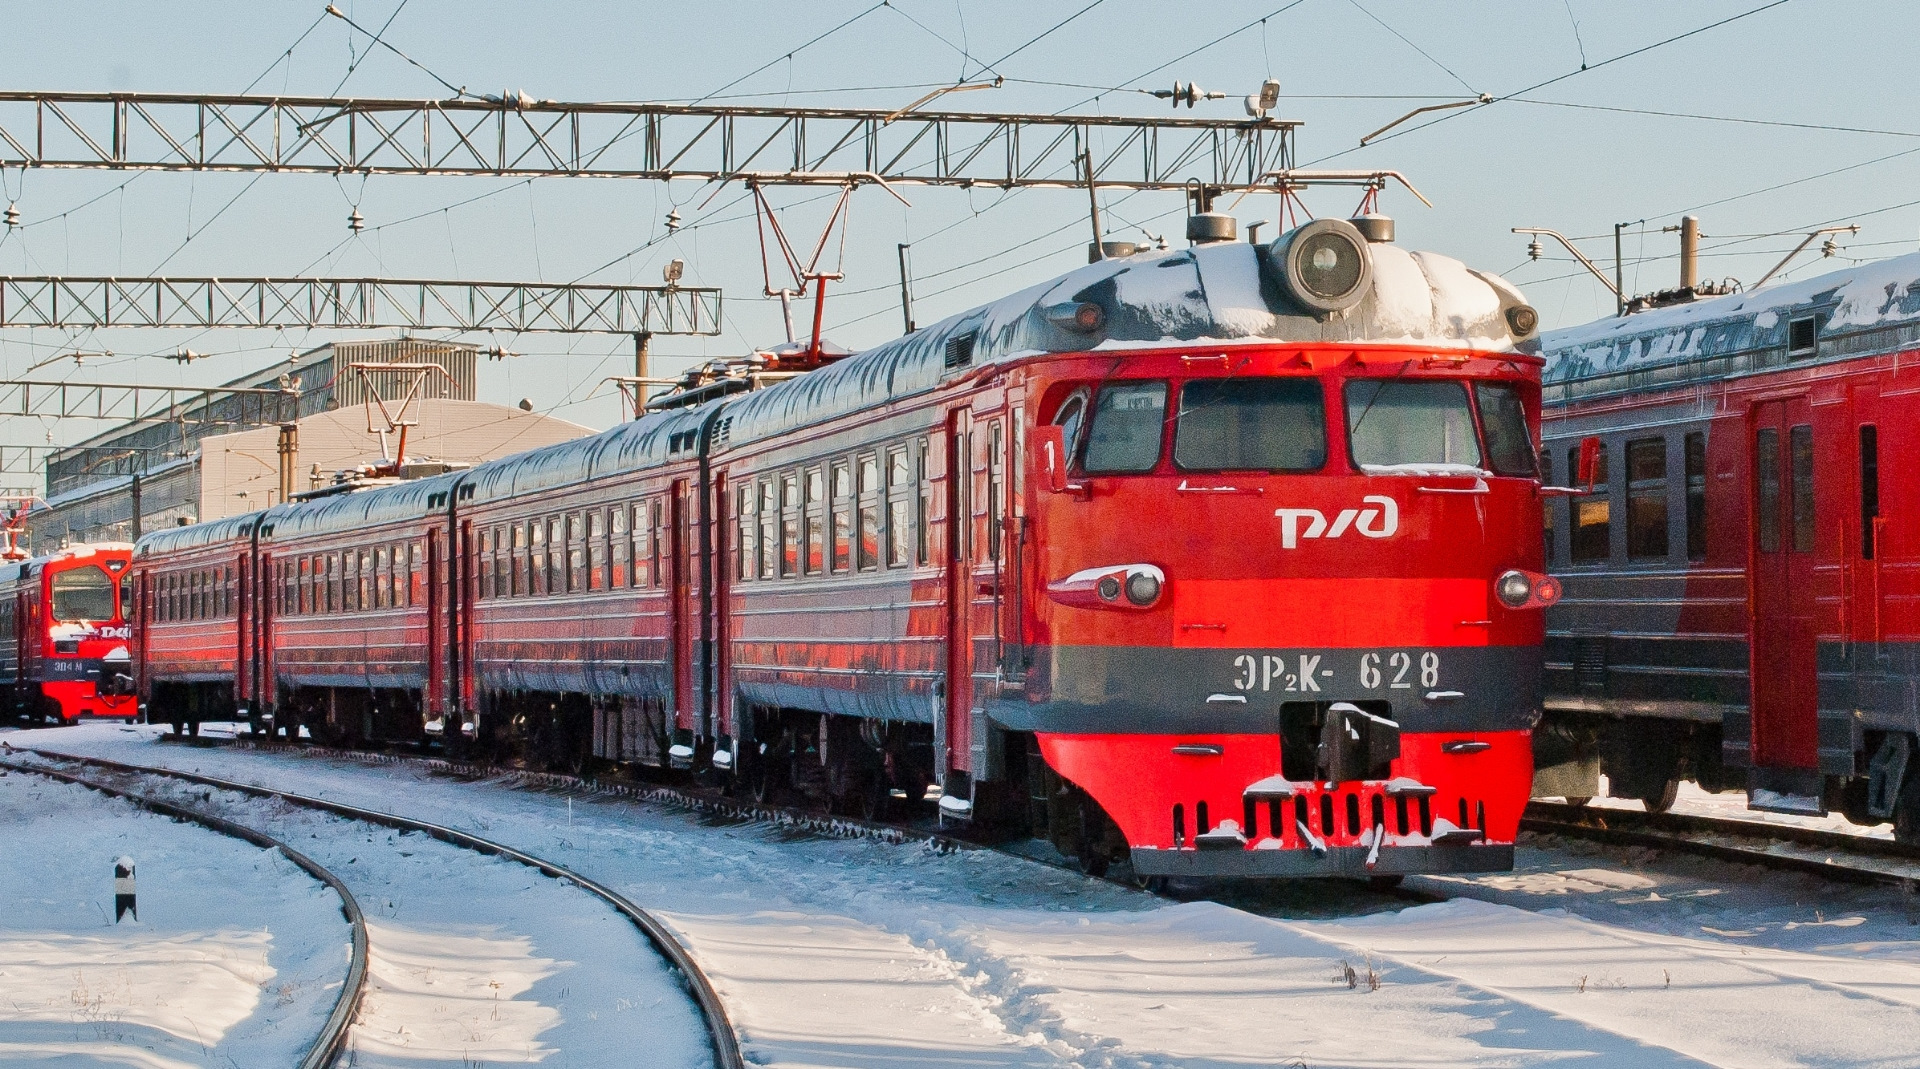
[1000,219,1553,878]
[0,544,136,724]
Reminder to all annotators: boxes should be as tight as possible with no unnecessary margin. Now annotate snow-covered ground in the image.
[2,734,714,1069]
[0,764,346,1067]
[14,722,1920,1068]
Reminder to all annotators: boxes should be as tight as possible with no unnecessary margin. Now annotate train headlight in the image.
[1496,569,1533,609]
[1505,304,1539,337]
[1266,218,1373,315]
[1125,570,1162,607]
[1097,576,1123,602]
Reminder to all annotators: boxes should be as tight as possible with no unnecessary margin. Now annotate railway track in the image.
[1523,800,1920,888]
[6,745,747,1069]
[131,731,1446,908]
[0,756,368,1069]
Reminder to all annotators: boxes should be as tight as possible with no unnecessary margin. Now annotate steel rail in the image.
[1524,801,1920,888]
[0,756,368,1069]
[15,747,746,1069]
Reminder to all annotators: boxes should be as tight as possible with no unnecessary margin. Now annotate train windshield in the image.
[51,565,116,622]
[1345,380,1483,470]
[1082,381,1167,473]
[1174,378,1326,472]
[1474,383,1537,476]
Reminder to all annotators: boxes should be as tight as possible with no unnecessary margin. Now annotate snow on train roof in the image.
[1542,250,1920,384]
[260,471,462,541]
[134,513,260,558]
[716,239,1527,450]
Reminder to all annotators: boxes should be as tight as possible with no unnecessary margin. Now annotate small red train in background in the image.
[0,543,136,724]
[132,206,1555,880]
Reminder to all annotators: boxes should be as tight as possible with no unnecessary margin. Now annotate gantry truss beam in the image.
[0,276,722,335]
[0,380,296,426]
[0,92,1297,190]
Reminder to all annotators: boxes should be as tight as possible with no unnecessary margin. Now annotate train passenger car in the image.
[256,476,454,745]
[0,543,136,723]
[133,211,1554,880]
[133,517,261,735]
[1538,251,1920,834]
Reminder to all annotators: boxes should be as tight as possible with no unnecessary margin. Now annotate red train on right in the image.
[1537,250,1920,838]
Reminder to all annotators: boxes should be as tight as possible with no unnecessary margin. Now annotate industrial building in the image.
[29,338,592,551]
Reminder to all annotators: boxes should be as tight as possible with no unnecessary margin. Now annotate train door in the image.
[428,527,446,718]
[259,553,276,717]
[131,573,146,707]
[943,407,974,783]
[712,472,732,748]
[670,479,693,737]
[1749,396,1818,773]
[236,552,252,709]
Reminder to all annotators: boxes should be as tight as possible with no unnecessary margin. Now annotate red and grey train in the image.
[1538,250,1920,836]
[0,543,137,723]
[133,214,1554,878]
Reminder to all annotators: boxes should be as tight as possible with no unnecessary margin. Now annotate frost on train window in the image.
[1082,381,1166,474]
[1346,380,1483,471]
[1174,378,1325,473]
[53,564,115,621]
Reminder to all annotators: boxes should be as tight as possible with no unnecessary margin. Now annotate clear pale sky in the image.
[0,1,1908,435]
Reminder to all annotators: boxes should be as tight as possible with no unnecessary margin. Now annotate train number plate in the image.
[1228,650,1441,694]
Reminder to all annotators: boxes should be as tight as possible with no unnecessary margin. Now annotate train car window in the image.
[1083,381,1167,473]
[321,554,334,613]
[1686,433,1708,561]
[1570,444,1611,563]
[343,551,358,612]
[1756,429,1781,553]
[1346,380,1481,470]
[528,520,546,596]
[298,557,310,615]
[632,503,650,588]
[651,500,668,588]
[193,571,206,621]
[831,461,853,573]
[984,426,1004,563]
[1790,424,1815,553]
[406,542,420,607]
[589,510,607,591]
[509,524,525,596]
[857,454,881,571]
[567,514,586,593]
[1474,383,1536,476]
[888,447,912,568]
[1177,378,1324,472]
[916,438,932,567]
[374,547,390,608]
[781,472,801,578]
[758,480,778,580]
[1052,388,1090,463]
[1861,425,1879,560]
[610,507,628,588]
[359,549,373,610]
[735,485,754,583]
[805,468,825,575]
[1626,438,1669,560]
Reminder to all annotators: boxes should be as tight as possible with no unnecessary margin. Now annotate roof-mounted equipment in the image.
[1266,217,1373,315]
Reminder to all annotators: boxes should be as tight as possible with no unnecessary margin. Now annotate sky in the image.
[0,0,1914,439]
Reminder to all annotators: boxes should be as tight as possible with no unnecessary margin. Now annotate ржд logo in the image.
[1273,495,1398,549]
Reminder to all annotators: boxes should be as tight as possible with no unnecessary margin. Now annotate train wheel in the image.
[1895,771,1920,846]
[1641,779,1679,814]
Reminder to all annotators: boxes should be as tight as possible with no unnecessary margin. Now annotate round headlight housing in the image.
[1097,575,1122,602]
[1505,304,1540,337]
[1496,569,1533,609]
[1266,218,1373,314]
[1124,570,1162,607]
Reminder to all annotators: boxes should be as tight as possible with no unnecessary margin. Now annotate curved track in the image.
[1524,799,1920,887]
[13,746,746,1069]
[0,756,368,1069]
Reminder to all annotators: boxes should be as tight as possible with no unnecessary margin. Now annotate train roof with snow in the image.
[1542,251,1920,397]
